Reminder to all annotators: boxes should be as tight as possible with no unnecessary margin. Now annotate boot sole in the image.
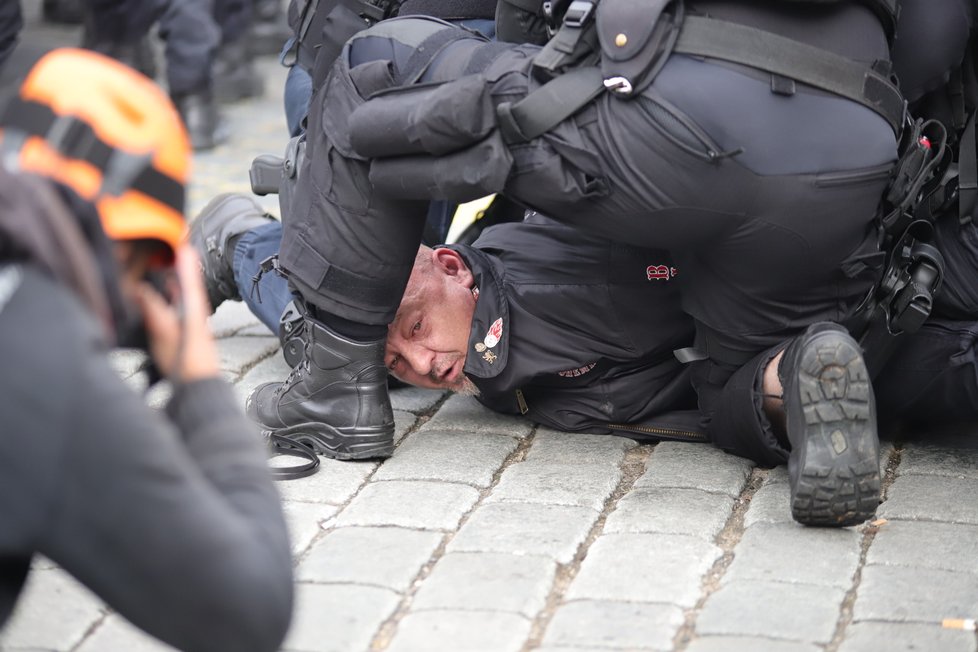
[790,332,880,527]
[265,422,394,461]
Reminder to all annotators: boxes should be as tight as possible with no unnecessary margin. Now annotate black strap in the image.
[1,98,185,213]
[959,110,977,226]
[2,98,113,169]
[498,13,906,146]
[497,66,604,143]
[266,432,321,480]
[673,16,905,137]
[395,26,480,84]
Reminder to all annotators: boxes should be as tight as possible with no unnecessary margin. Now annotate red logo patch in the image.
[647,264,678,281]
[484,318,503,349]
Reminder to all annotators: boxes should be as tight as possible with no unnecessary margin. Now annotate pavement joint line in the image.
[824,442,904,652]
[222,338,282,385]
[67,606,112,652]
[673,466,768,651]
[289,404,440,562]
[369,426,540,650]
[521,443,655,651]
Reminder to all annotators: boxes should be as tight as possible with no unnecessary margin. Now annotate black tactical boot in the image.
[188,193,277,312]
[780,322,880,527]
[246,316,395,460]
[172,90,228,151]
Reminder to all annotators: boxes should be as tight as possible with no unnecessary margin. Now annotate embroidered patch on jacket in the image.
[557,362,597,378]
[647,264,678,281]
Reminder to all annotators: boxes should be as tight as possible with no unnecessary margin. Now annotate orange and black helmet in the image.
[0,48,190,261]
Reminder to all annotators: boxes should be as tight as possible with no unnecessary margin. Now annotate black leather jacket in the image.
[450,213,705,442]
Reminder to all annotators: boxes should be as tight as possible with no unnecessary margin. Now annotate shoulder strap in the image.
[497,11,906,145]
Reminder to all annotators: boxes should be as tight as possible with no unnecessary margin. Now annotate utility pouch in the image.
[596,0,683,97]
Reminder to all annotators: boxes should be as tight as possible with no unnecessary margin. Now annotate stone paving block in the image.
[867,520,978,573]
[685,636,820,652]
[853,565,978,623]
[411,551,556,617]
[390,386,448,413]
[635,442,753,496]
[879,474,978,524]
[296,526,442,593]
[334,480,480,530]
[393,410,417,445]
[108,349,147,380]
[543,599,684,651]
[422,394,533,437]
[526,428,636,466]
[216,335,280,374]
[838,621,978,652]
[282,501,339,555]
[696,579,845,643]
[76,613,177,652]
[448,502,599,564]
[604,487,735,540]
[374,429,519,487]
[485,461,621,511]
[385,610,531,652]
[282,583,399,652]
[566,533,721,607]
[723,522,861,588]
[275,458,378,505]
[0,568,105,650]
[744,469,795,527]
[208,301,262,337]
[897,441,978,480]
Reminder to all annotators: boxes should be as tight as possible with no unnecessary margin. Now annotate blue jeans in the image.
[232,220,292,334]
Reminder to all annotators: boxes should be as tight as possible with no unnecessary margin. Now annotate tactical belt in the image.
[497,11,906,144]
[0,98,184,213]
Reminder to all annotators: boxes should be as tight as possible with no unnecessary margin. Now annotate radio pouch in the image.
[596,0,683,97]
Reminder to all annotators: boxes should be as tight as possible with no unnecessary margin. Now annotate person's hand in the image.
[136,245,221,382]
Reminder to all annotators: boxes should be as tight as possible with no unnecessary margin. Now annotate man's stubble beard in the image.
[451,375,481,397]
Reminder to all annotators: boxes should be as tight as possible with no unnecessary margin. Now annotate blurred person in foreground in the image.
[0,48,292,652]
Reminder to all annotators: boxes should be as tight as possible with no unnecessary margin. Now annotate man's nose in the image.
[401,344,434,376]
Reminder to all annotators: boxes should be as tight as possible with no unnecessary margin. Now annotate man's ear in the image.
[432,248,474,287]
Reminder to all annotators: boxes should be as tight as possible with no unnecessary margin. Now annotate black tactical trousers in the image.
[281,17,898,462]
[86,0,250,94]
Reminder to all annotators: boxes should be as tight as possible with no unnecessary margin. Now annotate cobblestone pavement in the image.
[4,5,978,652]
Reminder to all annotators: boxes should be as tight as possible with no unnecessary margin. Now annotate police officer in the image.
[243,0,931,528]
[83,0,258,150]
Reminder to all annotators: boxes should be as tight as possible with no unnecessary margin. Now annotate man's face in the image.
[385,247,479,393]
